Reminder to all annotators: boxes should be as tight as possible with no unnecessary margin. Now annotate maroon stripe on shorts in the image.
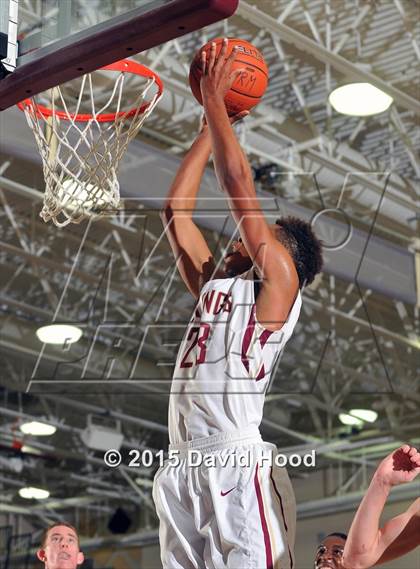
[241,304,256,373]
[254,463,274,569]
[270,466,294,568]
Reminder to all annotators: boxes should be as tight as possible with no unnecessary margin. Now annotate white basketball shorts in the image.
[152,426,296,568]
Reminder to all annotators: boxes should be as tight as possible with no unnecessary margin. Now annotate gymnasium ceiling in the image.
[0,0,419,536]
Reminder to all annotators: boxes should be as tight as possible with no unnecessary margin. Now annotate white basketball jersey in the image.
[168,268,302,444]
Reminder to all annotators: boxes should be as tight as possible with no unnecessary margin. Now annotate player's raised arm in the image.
[161,114,248,299]
[161,121,214,298]
[374,500,419,565]
[342,445,420,569]
[200,39,300,329]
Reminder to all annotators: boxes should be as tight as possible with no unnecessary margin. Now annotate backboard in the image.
[0,0,238,111]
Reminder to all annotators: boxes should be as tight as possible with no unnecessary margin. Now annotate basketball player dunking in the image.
[153,39,323,568]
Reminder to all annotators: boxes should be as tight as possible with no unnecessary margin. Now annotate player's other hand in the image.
[374,445,420,488]
[200,38,245,103]
[199,110,249,132]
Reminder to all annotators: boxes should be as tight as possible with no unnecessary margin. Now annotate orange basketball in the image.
[189,38,269,115]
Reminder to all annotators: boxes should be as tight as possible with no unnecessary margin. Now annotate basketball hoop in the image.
[17,60,163,227]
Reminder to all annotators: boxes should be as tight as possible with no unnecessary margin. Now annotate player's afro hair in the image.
[275,216,323,288]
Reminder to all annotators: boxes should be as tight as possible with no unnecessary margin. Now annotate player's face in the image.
[314,536,346,569]
[37,526,84,569]
[223,225,279,276]
[223,236,252,276]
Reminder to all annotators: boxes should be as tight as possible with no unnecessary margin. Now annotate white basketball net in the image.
[20,67,162,227]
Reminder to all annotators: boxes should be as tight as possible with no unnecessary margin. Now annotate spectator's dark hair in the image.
[275,216,323,288]
[325,532,348,541]
[41,522,79,548]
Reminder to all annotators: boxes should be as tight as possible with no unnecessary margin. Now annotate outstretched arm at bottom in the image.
[343,446,420,569]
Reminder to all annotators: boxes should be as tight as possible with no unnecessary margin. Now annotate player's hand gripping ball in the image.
[189,37,269,115]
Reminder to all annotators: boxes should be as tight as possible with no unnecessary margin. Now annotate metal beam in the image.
[40,394,169,434]
[237,1,420,115]
[297,479,419,519]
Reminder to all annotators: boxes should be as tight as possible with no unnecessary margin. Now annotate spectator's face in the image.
[37,525,84,569]
[315,535,346,569]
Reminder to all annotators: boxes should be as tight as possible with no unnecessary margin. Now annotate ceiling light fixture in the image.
[81,415,124,452]
[135,477,153,488]
[36,324,82,345]
[339,409,378,426]
[19,487,50,500]
[20,421,57,436]
[329,83,393,116]
[20,445,43,455]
